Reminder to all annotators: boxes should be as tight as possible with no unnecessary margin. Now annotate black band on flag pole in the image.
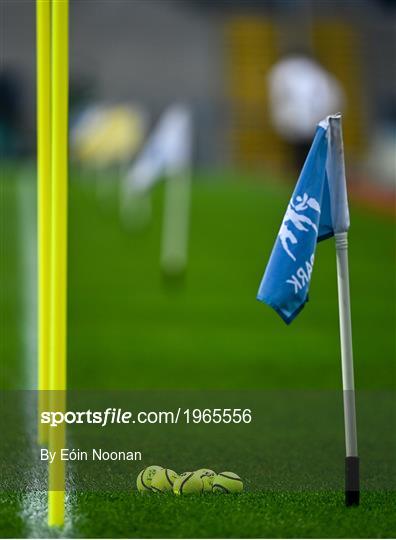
[345,456,360,506]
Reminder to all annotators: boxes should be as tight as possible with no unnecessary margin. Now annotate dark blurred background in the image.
[2,0,395,195]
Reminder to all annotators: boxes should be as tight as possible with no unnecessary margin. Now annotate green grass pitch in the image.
[0,164,395,537]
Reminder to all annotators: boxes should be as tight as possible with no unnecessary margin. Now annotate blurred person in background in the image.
[268,54,344,170]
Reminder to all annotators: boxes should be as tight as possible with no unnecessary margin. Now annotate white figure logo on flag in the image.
[278,193,321,261]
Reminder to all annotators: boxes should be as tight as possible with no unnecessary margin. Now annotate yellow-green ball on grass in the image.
[172,470,192,490]
[193,469,216,492]
[136,465,163,492]
[178,471,192,479]
[194,468,215,477]
[173,472,203,495]
[212,472,243,494]
[150,468,179,493]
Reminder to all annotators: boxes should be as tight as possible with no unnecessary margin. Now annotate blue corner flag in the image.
[257,114,350,324]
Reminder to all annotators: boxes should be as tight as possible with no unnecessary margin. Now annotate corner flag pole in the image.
[48,0,68,527]
[160,167,192,277]
[37,0,51,447]
[335,231,359,506]
[256,114,359,506]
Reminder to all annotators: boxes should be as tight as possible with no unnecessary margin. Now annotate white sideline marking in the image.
[16,173,37,390]
[21,491,74,538]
